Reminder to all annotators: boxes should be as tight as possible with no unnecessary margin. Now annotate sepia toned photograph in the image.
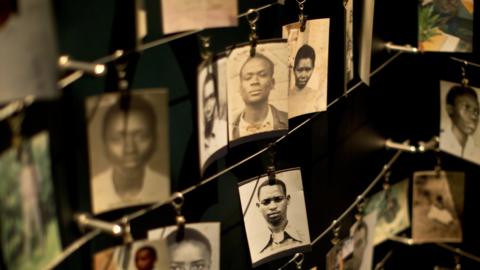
[412,171,464,243]
[238,168,311,267]
[160,0,238,34]
[282,18,329,119]
[364,178,410,245]
[93,238,170,270]
[348,210,377,270]
[418,0,474,52]
[0,132,62,270]
[439,80,480,165]
[148,222,221,270]
[344,0,354,83]
[358,0,374,86]
[0,0,58,102]
[227,40,289,145]
[326,237,353,270]
[85,89,170,214]
[197,56,228,174]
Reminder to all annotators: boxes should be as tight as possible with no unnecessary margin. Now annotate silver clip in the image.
[246,9,259,57]
[171,192,186,242]
[296,0,307,32]
[58,55,106,76]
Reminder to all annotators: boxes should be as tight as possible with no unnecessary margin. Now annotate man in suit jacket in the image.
[231,53,288,139]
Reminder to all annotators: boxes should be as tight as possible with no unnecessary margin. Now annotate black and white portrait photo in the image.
[364,178,410,245]
[348,211,377,270]
[0,0,58,102]
[344,0,354,83]
[412,171,464,243]
[282,18,329,119]
[85,89,170,214]
[238,168,311,267]
[197,56,228,174]
[439,80,480,165]
[227,41,289,145]
[93,238,170,270]
[148,222,221,270]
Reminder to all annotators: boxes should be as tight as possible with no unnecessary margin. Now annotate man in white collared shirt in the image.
[256,179,304,254]
[231,53,288,140]
[440,84,480,164]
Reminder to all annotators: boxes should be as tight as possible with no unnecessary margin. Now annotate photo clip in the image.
[331,219,342,246]
[382,170,391,191]
[461,61,469,86]
[297,0,308,32]
[74,213,123,237]
[267,143,277,185]
[58,55,106,77]
[293,253,304,269]
[355,195,365,221]
[171,192,186,242]
[246,9,259,57]
[416,136,439,153]
[120,216,134,244]
[199,35,212,61]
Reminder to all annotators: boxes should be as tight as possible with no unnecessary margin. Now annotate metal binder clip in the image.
[331,220,341,246]
[297,0,308,32]
[199,35,212,61]
[246,9,259,57]
[461,63,469,86]
[355,195,365,221]
[171,192,186,242]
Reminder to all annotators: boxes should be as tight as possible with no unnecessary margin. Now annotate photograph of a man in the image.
[227,42,289,144]
[93,239,169,270]
[147,222,220,270]
[86,89,170,214]
[364,178,410,245]
[348,211,377,270]
[238,168,311,267]
[412,171,463,243]
[282,18,329,118]
[440,81,480,165]
[197,58,228,173]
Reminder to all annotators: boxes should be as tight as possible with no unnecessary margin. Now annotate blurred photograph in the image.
[227,41,289,145]
[418,0,474,52]
[326,237,353,270]
[364,178,410,245]
[344,0,354,83]
[412,171,463,243]
[238,168,311,267]
[148,222,221,270]
[197,56,228,174]
[282,18,329,119]
[439,80,480,165]
[93,238,169,270]
[0,132,62,270]
[86,89,170,214]
[161,0,238,34]
[348,211,377,270]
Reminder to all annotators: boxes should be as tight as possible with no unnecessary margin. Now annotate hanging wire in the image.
[45,42,405,270]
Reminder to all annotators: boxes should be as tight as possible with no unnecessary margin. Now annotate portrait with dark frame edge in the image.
[85,89,170,215]
[282,18,330,119]
[238,167,311,267]
[226,39,289,147]
[197,54,228,175]
[148,222,221,270]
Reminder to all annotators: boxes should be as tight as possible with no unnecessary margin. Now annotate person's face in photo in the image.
[135,248,157,270]
[203,78,217,124]
[352,225,367,270]
[294,58,314,89]
[239,57,275,106]
[104,109,155,172]
[447,93,479,136]
[169,240,211,270]
[257,184,290,227]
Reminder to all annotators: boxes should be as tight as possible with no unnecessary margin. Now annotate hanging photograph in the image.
[326,237,353,270]
[0,132,62,270]
[93,238,170,270]
[238,167,311,267]
[197,55,228,174]
[85,89,170,214]
[0,0,58,103]
[364,178,410,245]
[160,0,238,34]
[346,210,377,270]
[358,0,374,86]
[282,18,329,119]
[344,0,354,83]
[418,0,474,52]
[439,80,480,165]
[412,171,464,243]
[148,222,221,270]
[227,40,289,146]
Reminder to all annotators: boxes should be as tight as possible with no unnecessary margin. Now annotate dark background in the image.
[1,0,480,269]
